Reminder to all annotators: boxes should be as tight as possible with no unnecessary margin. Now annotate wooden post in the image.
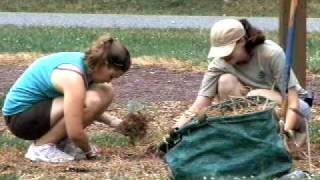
[279,0,290,49]
[279,0,306,88]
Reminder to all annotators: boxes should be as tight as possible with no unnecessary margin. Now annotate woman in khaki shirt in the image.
[172,18,311,147]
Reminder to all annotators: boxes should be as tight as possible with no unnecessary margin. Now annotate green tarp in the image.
[164,98,292,180]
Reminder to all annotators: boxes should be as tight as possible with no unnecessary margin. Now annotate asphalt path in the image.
[1,12,320,32]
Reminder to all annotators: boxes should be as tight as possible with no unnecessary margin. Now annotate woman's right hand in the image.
[98,112,124,128]
[170,110,196,133]
[171,96,212,133]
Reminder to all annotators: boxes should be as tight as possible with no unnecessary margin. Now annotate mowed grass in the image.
[0,26,209,66]
[1,0,320,17]
[1,26,320,73]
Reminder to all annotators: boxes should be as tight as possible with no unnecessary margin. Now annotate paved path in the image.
[1,12,320,32]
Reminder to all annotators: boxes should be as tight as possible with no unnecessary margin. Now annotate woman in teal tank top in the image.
[2,35,131,163]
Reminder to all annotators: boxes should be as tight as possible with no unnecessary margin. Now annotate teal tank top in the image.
[2,52,88,116]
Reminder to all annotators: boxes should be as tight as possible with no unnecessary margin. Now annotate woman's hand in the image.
[171,96,212,132]
[98,112,124,128]
[116,112,148,144]
[51,67,90,153]
[171,110,196,132]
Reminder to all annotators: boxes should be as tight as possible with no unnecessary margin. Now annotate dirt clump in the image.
[116,112,149,144]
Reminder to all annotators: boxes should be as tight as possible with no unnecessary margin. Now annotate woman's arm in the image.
[171,96,212,130]
[98,112,123,127]
[284,88,300,132]
[190,96,213,112]
[268,47,302,132]
[52,69,91,153]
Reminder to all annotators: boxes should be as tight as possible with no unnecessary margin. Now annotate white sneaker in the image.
[57,139,86,160]
[25,143,75,163]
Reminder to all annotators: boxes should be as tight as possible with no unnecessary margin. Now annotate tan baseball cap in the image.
[208,19,245,59]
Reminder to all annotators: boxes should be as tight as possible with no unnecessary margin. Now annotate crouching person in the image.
[172,19,311,148]
[2,35,131,162]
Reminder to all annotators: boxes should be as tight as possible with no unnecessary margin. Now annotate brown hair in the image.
[239,19,265,54]
[85,34,131,73]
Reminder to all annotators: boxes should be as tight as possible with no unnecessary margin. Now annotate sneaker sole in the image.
[25,153,74,163]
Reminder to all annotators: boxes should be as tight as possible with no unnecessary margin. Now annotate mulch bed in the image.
[1,64,320,104]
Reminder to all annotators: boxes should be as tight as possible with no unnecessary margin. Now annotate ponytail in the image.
[239,19,265,53]
[85,34,131,73]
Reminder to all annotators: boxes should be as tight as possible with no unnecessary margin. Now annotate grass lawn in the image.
[0,26,320,73]
[308,35,320,73]
[0,26,211,66]
[1,0,320,17]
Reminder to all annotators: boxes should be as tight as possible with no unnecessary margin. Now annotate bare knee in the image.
[218,74,239,89]
[97,83,115,102]
[218,74,244,100]
[86,83,114,112]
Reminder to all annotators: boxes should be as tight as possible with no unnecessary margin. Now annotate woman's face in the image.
[222,38,251,66]
[93,65,124,83]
